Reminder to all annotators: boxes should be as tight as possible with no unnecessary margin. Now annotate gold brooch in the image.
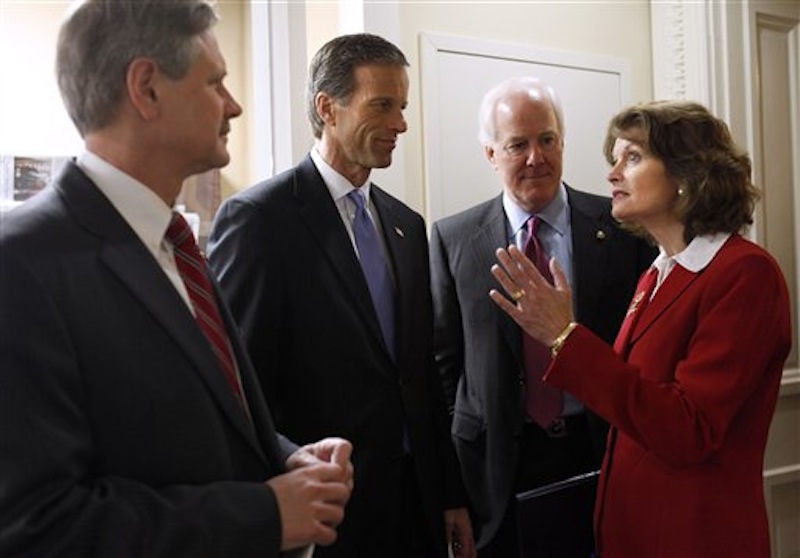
[626,290,645,316]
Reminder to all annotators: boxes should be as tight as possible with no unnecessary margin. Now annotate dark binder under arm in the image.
[515,470,600,558]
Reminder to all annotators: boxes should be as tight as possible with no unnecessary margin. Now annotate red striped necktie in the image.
[165,212,246,408]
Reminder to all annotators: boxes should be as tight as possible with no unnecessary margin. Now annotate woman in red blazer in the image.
[489,100,792,557]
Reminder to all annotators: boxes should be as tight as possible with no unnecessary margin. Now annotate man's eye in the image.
[505,141,528,156]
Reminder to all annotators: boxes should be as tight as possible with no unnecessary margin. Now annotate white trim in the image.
[249,1,310,182]
[249,3,273,180]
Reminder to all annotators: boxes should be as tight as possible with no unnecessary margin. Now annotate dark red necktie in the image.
[613,266,658,354]
[522,216,564,428]
[165,212,246,407]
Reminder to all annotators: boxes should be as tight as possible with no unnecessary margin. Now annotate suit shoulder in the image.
[566,186,612,215]
[432,197,499,235]
[371,185,426,227]
[714,234,781,270]
[705,235,790,317]
[225,166,298,207]
[1,186,73,251]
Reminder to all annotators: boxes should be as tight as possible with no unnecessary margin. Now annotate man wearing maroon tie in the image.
[429,76,655,557]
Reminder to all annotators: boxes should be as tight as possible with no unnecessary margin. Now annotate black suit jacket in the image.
[207,155,463,558]
[429,188,656,547]
[0,162,296,557]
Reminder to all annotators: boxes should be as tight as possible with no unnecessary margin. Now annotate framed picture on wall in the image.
[0,155,71,212]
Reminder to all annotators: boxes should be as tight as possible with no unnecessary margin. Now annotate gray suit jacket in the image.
[429,187,656,546]
[0,162,296,557]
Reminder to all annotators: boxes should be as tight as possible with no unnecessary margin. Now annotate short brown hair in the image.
[603,100,759,243]
[306,33,408,139]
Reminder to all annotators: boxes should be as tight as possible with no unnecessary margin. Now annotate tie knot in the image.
[348,189,367,210]
[527,215,542,237]
[166,212,197,253]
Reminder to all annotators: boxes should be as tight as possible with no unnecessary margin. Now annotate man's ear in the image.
[127,58,160,121]
[484,144,497,168]
[316,92,336,127]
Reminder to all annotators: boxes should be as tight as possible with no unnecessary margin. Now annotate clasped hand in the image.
[268,437,354,551]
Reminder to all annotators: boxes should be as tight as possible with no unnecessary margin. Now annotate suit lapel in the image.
[370,187,406,274]
[293,157,392,364]
[370,188,409,362]
[56,164,266,461]
[629,264,699,345]
[568,187,617,321]
[469,196,525,367]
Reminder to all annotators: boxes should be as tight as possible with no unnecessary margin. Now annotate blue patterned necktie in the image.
[348,189,396,359]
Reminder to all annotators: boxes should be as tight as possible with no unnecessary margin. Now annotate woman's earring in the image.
[677,188,685,197]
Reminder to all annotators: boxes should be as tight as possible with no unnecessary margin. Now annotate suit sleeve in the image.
[207,196,287,418]
[545,251,791,467]
[0,249,283,558]
[429,221,464,414]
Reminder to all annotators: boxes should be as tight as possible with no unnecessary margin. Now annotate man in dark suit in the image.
[0,2,352,556]
[208,34,475,558]
[429,76,656,557]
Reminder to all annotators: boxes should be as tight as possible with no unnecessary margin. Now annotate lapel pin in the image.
[596,230,607,240]
[394,226,404,237]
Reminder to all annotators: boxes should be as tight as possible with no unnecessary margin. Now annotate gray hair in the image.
[56,0,218,137]
[306,33,408,139]
[477,76,565,146]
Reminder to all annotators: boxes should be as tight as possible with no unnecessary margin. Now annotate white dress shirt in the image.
[76,150,192,311]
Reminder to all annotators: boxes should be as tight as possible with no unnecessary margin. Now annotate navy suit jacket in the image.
[0,162,296,557]
[429,188,656,546]
[208,155,463,557]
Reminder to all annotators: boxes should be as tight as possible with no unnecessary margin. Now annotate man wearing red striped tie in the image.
[0,2,352,557]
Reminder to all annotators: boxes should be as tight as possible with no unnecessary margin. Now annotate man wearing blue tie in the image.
[208,33,475,558]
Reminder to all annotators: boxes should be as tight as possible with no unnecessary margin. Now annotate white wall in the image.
[0,1,652,213]
[393,1,653,215]
[0,1,250,198]
[0,2,81,158]
[295,2,653,216]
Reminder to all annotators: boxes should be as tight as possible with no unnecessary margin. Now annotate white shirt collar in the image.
[76,150,173,259]
[652,232,732,288]
[310,146,372,201]
[502,182,569,239]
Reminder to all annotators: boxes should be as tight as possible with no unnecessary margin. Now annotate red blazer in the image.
[546,235,792,558]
